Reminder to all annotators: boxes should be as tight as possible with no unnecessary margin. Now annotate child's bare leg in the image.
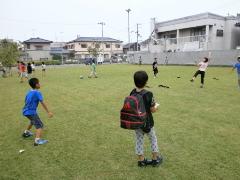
[138,155,145,161]
[35,128,43,139]
[26,124,33,131]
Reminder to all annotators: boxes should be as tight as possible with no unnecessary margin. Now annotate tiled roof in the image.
[23,37,53,44]
[69,37,122,43]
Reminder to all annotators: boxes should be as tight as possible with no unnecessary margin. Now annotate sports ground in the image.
[0,64,239,179]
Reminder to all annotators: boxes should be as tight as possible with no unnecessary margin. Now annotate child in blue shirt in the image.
[232,56,240,89]
[22,78,53,146]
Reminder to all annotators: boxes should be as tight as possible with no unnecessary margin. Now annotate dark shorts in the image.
[25,114,43,129]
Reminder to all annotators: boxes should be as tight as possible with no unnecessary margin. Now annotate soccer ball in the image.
[80,75,84,79]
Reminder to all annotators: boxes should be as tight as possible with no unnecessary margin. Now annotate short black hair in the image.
[204,57,209,62]
[134,71,148,88]
[29,78,39,89]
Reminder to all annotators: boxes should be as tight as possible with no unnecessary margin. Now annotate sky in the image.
[0,0,240,44]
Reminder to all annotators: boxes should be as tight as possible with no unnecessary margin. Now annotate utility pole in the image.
[98,22,105,62]
[136,23,141,51]
[126,9,131,44]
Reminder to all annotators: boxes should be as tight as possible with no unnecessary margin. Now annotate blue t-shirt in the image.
[234,62,240,74]
[22,90,43,116]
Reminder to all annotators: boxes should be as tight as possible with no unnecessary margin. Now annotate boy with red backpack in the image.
[121,70,163,167]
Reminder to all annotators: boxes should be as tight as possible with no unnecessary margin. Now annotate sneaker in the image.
[190,79,194,82]
[22,131,34,138]
[152,156,163,167]
[137,158,152,167]
[34,139,48,146]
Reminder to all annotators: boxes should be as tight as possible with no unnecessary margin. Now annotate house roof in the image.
[123,42,137,48]
[23,37,53,44]
[68,37,122,43]
[155,12,236,27]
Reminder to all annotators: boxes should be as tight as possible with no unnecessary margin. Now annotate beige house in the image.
[67,37,123,59]
[23,37,53,61]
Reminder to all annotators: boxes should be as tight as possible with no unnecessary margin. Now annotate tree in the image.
[87,43,101,58]
[0,39,20,76]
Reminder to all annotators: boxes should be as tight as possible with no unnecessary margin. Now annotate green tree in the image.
[0,39,20,76]
[87,43,101,57]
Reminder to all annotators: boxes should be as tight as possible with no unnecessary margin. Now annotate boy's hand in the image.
[48,112,53,118]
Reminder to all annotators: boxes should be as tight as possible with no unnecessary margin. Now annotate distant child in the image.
[20,62,28,83]
[17,61,21,77]
[152,58,158,78]
[31,62,36,75]
[22,78,53,146]
[27,63,32,78]
[190,57,209,88]
[41,62,46,77]
[232,56,240,89]
[88,60,97,78]
[139,56,142,65]
[131,70,163,167]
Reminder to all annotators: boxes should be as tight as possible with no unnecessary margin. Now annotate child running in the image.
[22,78,53,146]
[232,56,240,89]
[190,57,209,88]
[152,58,158,78]
[130,70,163,167]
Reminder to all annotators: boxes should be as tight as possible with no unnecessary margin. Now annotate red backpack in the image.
[120,90,147,129]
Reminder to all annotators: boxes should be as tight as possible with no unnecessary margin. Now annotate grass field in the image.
[0,64,240,180]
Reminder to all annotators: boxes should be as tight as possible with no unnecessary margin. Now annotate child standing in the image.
[232,56,240,89]
[190,57,209,88]
[27,63,32,78]
[20,62,28,83]
[152,58,158,78]
[31,62,35,76]
[88,60,97,78]
[22,78,53,146]
[41,62,46,77]
[130,70,163,167]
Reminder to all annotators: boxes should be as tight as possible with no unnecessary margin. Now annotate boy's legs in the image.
[200,71,205,87]
[146,127,159,160]
[238,74,240,88]
[25,114,47,145]
[191,70,200,81]
[135,129,145,161]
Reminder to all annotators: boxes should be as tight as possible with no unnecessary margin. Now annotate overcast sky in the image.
[0,0,240,43]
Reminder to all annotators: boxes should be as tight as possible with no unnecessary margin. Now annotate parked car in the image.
[83,57,95,65]
[111,56,122,63]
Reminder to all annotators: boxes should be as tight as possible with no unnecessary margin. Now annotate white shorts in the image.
[20,72,28,78]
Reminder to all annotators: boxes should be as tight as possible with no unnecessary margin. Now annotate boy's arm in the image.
[40,101,53,118]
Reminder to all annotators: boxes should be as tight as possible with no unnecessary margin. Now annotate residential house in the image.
[22,37,53,61]
[150,12,240,52]
[123,42,140,54]
[66,37,123,59]
[50,42,69,60]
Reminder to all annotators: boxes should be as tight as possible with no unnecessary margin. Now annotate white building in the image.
[23,37,53,61]
[149,12,240,52]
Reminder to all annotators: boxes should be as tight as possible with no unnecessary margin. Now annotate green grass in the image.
[0,64,240,180]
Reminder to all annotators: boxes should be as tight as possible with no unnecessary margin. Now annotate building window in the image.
[216,29,223,37]
[27,44,30,49]
[81,44,87,48]
[115,44,120,48]
[35,45,43,50]
[106,44,110,48]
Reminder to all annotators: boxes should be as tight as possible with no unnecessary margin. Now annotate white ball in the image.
[80,75,84,79]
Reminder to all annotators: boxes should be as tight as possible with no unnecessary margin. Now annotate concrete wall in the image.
[26,50,52,61]
[127,50,240,66]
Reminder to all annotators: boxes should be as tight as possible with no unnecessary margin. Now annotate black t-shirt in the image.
[152,62,158,70]
[130,88,156,128]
